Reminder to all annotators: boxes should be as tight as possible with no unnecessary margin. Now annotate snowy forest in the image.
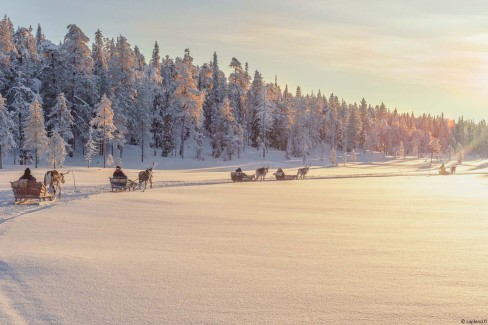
[0,15,486,169]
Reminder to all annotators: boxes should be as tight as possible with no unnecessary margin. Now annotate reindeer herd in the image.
[10,161,313,204]
[232,164,311,182]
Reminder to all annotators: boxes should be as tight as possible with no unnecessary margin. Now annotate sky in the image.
[3,0,488,120]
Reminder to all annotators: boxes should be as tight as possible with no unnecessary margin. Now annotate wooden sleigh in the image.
[10,180,54,204]
[109,177,140,192]
[230,172,255,182]
[273,171,297,181]
[274,173,297,181]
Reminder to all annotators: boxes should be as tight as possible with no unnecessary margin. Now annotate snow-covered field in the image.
[1,149,488,324]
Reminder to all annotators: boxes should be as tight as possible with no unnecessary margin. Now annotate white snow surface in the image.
[1,148,488,324]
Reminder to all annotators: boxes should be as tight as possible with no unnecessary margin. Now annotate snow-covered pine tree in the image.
[456,144,464,164]
[113,112,128,159]
[105,153,114,167]
[336,99,348,151]
[248,70,273,156]
[412,141,419,158]
[148,41,164,154]
[108,35,136,156]
[429,135,441,166]
[410,129,424,158]
[247,70,264,147]
[92,29,109,99]
[447,144,454,161]
[6,69,37,164]
[330,147,337,166]
[35,24,45,46]
[134,73,153,162]
[0,16,17,92]
[322,96,336,149]
[172,49,204,159]
[370,116,389,154]
[13,26,39,89]
[0,94,16,168]
[328,94,342,150]
[210,53,220,145]
[133,45,146,72]
[286,88,311,160]
[159,55,176,156]
[149,41,161,83]
[8,25,42,164]
[269,87,288,151]
[346,103,361,151]
[85,125,98,167]
[198,62,213,132]
[38,40,63,116]
[398,140,405,159]
[23,97,48,168]
[47,92,74,154]
[228,57,250,127]
[46,131,66,168]
[351,148,357,163]
[438,114,451,153]
[90,94,116,168]
[60,24,97,151]
[267,79,287,151]
[212,97,240,160]
[358,98,369,151]
[208,52,230,158]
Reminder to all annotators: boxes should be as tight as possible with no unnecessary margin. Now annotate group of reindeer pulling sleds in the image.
[9,164,156,204]
[231,164,310,182]
[9,162,308,204]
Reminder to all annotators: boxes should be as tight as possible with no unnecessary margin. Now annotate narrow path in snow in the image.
[0,169,478,224]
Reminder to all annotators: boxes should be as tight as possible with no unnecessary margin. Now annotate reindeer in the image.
[138,162,156,191]
[255,164,269,181]
[297,164,311,180]
[44,170,70,198]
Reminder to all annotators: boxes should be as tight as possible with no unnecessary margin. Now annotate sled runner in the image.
[10,181,54,204]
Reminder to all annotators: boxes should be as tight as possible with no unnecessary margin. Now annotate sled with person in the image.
[273,168,297,181]
[109,177,140,192]
[10,179,54,204]
[438,163,450,176]
[231,168,255,182]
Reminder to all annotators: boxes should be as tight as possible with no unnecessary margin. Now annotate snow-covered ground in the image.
[1,148,488,324]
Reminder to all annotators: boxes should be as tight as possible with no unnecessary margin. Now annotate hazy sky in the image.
[4,0,488,119]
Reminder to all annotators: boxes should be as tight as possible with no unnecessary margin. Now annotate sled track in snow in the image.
[0,170,480,223]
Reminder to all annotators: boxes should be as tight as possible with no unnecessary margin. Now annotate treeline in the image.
[0,15,486,168]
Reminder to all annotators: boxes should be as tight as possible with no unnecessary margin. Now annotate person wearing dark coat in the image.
[19,168,36,182]
[273,167,285,180]
[113,166,127,179]
[234,167,252,180]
